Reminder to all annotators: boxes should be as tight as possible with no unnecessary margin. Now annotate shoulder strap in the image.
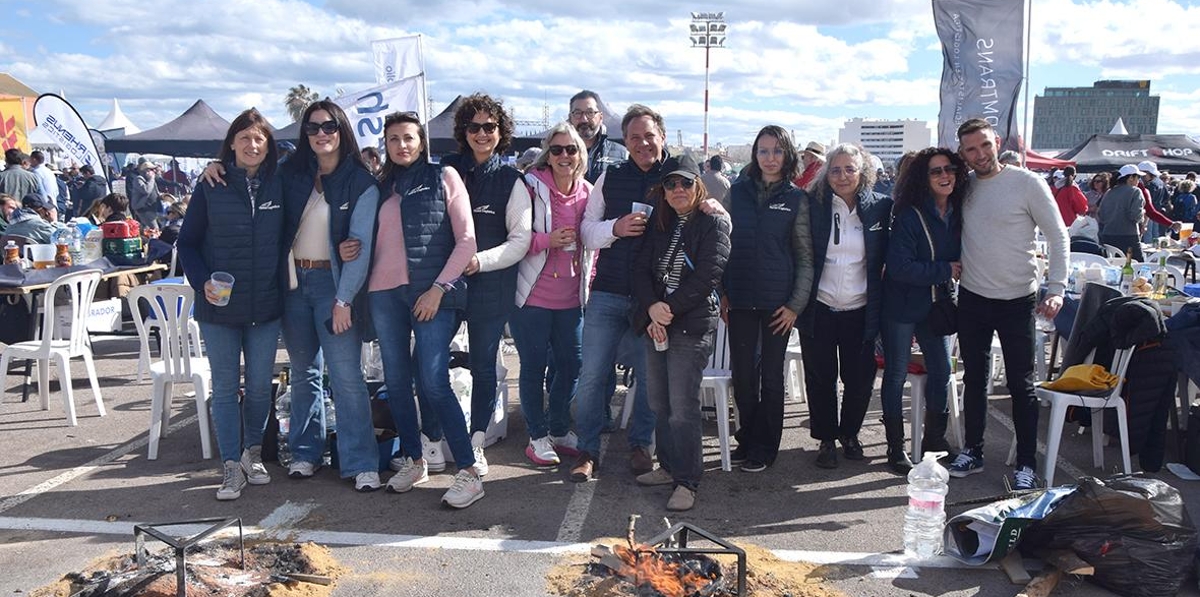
[912,207,938,302]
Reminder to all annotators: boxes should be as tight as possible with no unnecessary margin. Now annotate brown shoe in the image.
[629,446,654,475]
[570,452,594,483]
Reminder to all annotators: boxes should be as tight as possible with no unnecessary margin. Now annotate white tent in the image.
[1109,118,1128,135]
[96,98,139,134]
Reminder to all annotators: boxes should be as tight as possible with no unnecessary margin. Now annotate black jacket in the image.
[631,209,731,337]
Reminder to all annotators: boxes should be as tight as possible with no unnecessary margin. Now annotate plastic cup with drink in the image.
[631,202,654,218]
[1181,223,1194,244]
[562,226,577,252]
[210,271,235,306]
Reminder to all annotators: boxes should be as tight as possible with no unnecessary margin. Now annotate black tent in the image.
[105,100,231,157]
[1056,134,1200,173]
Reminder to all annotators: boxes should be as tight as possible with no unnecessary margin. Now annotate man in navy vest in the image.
[570,90,629,184]
[571,104,666,481]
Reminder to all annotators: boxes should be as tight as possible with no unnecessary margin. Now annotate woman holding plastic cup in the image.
[177,108,285,501]
[630,154,730,511]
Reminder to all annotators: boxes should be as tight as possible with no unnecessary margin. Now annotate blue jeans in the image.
[510,305,582,439]
[200,319,282,462]
[575,291,653,458]
[644,329,712,491]
[282,267,377,477]
[880,318,950,421]
[369,285,474,469]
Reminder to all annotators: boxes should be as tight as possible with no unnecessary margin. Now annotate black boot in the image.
[922,411,952,455]
[884,417,914,475]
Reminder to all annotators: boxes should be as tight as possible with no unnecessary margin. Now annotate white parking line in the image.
[0,413,199,517]
[554,434,608,543]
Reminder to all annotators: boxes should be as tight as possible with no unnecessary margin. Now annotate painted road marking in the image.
[554,433,609,543]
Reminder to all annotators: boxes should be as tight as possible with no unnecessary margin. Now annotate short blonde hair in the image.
[1180,179,1196,193]
[529,122,588,181]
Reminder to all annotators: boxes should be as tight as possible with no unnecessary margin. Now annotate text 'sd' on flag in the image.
[0,98,30,152]
[933,0,1025,151]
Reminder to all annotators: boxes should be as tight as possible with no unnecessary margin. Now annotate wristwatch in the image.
[334,299,351,308]
[434,281,454,293]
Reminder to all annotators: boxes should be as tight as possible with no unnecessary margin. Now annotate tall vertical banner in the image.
[0,98,30,152]
[933,0,1025,151]
[334,74,427,153]
[33,94,105,173]
[372,35,424,85]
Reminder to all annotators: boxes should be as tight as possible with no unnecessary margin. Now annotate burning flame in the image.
[612,544,715,597]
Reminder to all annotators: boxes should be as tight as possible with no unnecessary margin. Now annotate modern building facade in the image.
[1032,80,1159,151]
[838,118,931,168]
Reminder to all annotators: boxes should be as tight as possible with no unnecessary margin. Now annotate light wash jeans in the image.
[200,319,282,462]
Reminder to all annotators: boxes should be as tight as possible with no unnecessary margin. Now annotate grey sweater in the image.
[1096,184,1144,238]
[961,165,1069,299]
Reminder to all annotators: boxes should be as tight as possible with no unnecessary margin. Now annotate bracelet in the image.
[433,281,451,294]
[334,299,351,308]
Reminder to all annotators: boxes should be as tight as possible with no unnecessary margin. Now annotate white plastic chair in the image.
[1035,347,1135,486]
[908,348,965,460]
[128,284,212,460]
[1101,244,1125,260]
[1069,252,1111,269]
[0,269,104,426]
[699,319,737,471]
[785,329,806,403]
[133,286,204,383]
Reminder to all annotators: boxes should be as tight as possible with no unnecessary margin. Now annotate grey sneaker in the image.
[442,470,485,509]
[636,467,674,486]
[471,431,489,476]
[240,446,270,485]
[386,458,429,493]
[666,485,696,511]
[948,448,985,478]
[1012,466,1040,491]
[288,460,320,479]
[216,460,247,501]
[354,471,381,492]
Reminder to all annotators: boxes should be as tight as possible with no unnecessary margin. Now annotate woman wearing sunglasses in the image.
[431,94,532,474]
[367,111,483,508]
[631,154,730,511]
[723,125,814,473]
[200,101,382,492]
[879,147,966,474]
[513,123,593,466]
[799,143,892,470]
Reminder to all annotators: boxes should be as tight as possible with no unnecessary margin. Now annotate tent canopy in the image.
[104,100,230,157]
[1057,134,1200,173]
[1024,149,1074,171]
[96,98,140,135]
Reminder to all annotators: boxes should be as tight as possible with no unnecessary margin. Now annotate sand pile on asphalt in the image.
[546,539,846,597]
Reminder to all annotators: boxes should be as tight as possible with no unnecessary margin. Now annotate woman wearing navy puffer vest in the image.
[178,108,284,501]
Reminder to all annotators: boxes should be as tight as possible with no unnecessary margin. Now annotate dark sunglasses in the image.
[548,144,579,156]
[663,177,695,191]
[928,165,957,177]
[465,122,498,134]
[303,120,340,136]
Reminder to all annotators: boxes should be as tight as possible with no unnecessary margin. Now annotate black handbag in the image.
[913,207,958,336]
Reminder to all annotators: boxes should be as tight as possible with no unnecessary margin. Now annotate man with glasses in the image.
[950,118,1069,491]
[569,90,629,183]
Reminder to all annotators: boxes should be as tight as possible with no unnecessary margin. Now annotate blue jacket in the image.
[177,163,284,325]
[882,202,961,325]
[723,178,806,310]
[799,188,892,343]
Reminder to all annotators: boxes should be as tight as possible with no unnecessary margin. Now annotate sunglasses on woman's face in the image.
[303,120,339,136]
[663,177,695,191]
[928,165,957,177]
[465,122,498,134]
[548,144,579,156]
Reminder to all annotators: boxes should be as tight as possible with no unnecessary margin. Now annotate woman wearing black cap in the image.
[631,154,731,511]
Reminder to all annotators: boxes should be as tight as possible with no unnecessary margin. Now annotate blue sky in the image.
[4,0,1200,152]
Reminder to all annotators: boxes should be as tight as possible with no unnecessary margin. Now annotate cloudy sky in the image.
[4,0,1200,151]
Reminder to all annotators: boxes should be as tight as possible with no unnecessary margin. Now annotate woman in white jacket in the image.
[512,123,595,466]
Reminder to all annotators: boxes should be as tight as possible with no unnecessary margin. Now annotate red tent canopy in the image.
[1023,149,1074,171]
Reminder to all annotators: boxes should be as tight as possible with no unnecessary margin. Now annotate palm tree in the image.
[285,84,319,122]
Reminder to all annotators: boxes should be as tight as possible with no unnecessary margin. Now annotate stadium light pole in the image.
[690,12,727,157]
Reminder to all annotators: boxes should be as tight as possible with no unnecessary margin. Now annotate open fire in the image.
[586,517,747,597]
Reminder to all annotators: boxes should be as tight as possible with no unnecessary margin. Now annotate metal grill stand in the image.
[644,522,746,597]
[133,516,244,597]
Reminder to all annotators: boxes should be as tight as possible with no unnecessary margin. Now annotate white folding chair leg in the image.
[56,353,77,427]
[620,379,635,429]
[188,320,204,357]
[908,374,926,460]
[1042,399,1070,487]
[714,386,732,472]
[136,342,150,383]
[947,377,965,450]
[37,359,50,411]
[82,351,105,416]
[1090,407,1105,469]
[148,377,167,460]
[194,373,213,459]
[160,381,174,437]
[1005,433,1017,467]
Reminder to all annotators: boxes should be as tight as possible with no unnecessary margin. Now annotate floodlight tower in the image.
[689,12,727,157]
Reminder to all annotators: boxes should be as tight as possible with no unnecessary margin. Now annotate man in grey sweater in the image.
[949,118,1069,491]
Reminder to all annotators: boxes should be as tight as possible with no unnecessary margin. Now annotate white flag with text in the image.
[334,74,426,153]
[371,35,423,85]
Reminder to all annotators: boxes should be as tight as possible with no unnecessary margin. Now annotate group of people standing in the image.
[175,83,1069,513]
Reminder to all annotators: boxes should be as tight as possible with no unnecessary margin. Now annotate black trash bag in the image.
[1019,475,1198,597]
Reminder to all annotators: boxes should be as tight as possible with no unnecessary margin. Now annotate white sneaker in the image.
[550,431,580,457]
[240,446,270,485]
[216,460,247,501]
[288,460,319,479]
[441,470,485,509]
[386,458,429,493]
[354,471,382,492]
[525,437,560,466]
[471,431,489,476]
[422,434,447,472]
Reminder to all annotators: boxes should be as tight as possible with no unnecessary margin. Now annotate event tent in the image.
[1023,149,1074,171]
[1056,134,1200,173]
[104,100,230,157]
[96,98,140,135]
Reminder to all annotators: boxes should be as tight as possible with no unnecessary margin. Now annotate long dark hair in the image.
[216,108,277,177]
[287,99,367,174]
[377,111,427,183]
[453,93,514,156]
[646,177,710,232]
[741,125,800,183]
[891,147,967,229]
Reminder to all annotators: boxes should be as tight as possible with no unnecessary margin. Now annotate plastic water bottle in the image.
[52,222,84,266]
[275,385,292,466]
[82,227,103,263]
[903,451,950,558]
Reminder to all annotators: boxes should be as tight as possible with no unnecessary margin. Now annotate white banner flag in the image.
[334,74,426,152]
[32,93,105,172]
[371,35,423,85]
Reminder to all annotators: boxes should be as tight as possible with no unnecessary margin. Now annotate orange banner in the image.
[0,98,30,153]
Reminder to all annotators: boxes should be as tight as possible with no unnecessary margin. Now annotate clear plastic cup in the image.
[210,271,235,306]
[631,202,654,217]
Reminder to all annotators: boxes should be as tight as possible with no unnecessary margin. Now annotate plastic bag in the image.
[1018,476,1197,597]
[943,487,1075,565]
